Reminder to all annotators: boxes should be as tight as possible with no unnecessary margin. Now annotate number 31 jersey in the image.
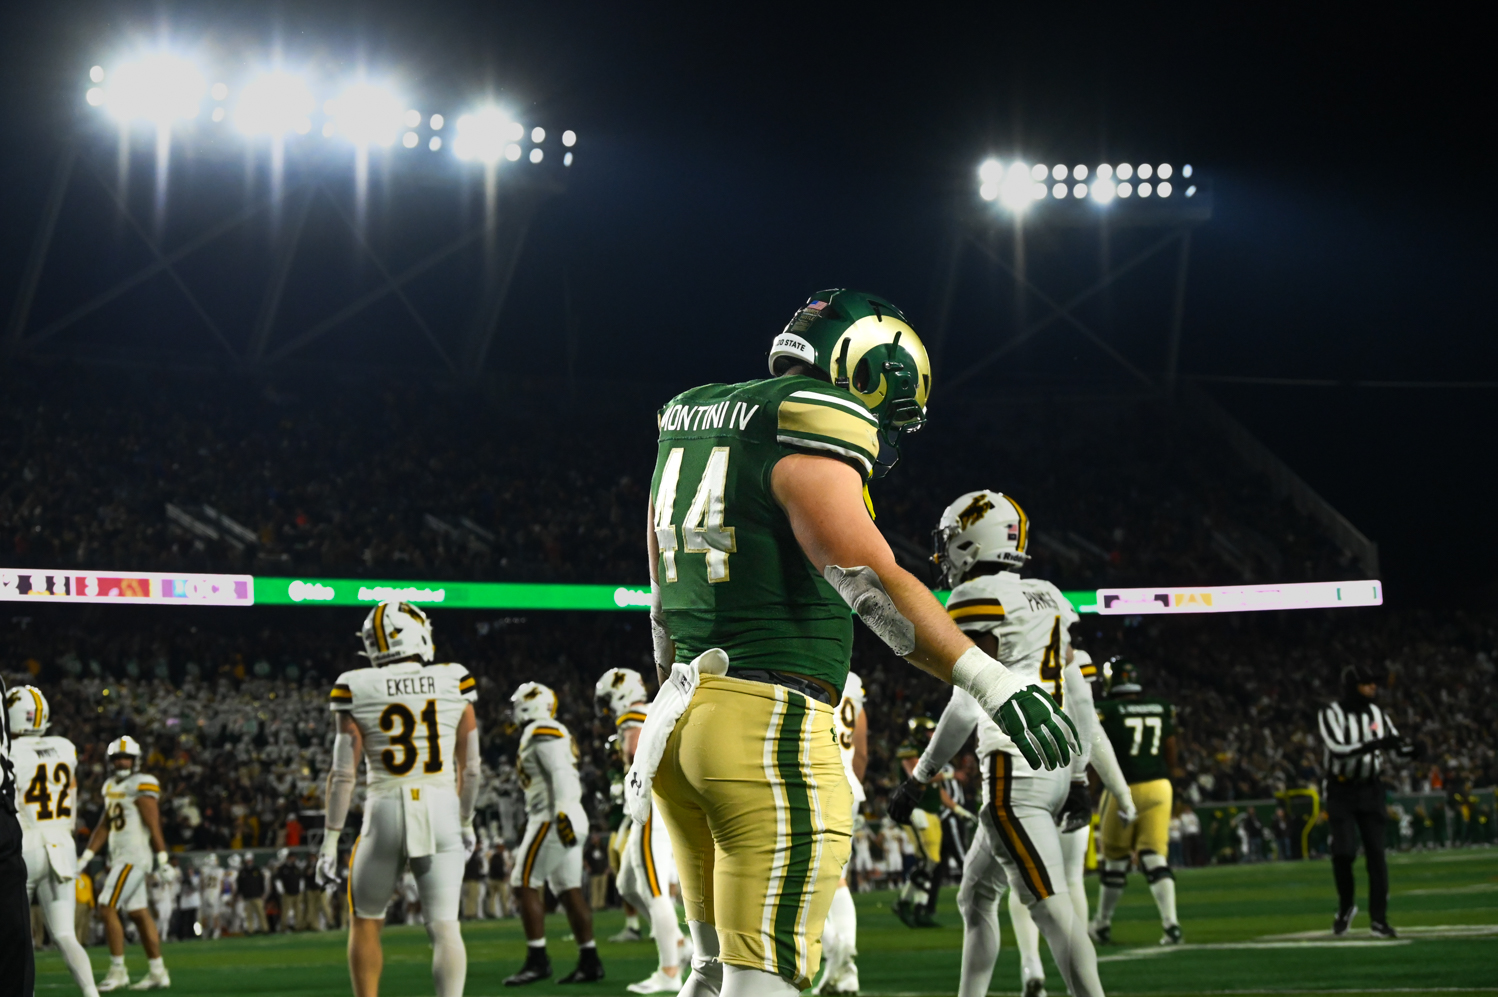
[330,661,477,794]
[653,374,882,693]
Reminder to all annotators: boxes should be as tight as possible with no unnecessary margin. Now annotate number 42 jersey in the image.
[330,661,477,793]
[11,735,80,878]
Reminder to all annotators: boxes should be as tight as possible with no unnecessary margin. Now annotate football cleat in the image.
[1333,904,1358,937]
[1088,920,1112,945]
[1159,924,1183,946]
[129,969,172,990]
[608,925,644,942]
[558,948,606,984]
[893,899,917,927]
[626,969,683,994]
[503,950,553,987]
[98,967,132,992]
[817,963,861,996]
[1369,920,1398,939]
[1023,978,1048,997]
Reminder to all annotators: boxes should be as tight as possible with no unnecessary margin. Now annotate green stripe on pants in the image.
[772,694,813,979]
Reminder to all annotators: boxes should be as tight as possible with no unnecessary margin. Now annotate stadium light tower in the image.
[4,45,585,380]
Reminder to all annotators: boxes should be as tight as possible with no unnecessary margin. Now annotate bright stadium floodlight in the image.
[1052,181,1067,198]
[429,136,442,151]
[531,126,545,143]
[1030,163,1048,182]
[1097,163,1114,180]
[210,82,228,101]
[999,161,1035,211]
[403,109,421,128]
[103,52,207,125]
[1052,164,1067,180]
[1117,163,1133,180]
[562,129,576,147]
[979,158,1003,184]
[529,147,543,163]
[1091,178,1116,203]
[90,65,105,83]
[563,151,573,166]
[1158,181,1173,197]
[1118,181,1133,198]
[327,81,404,147]
[1073,164,1088,180]
[1139,182,1153,197]
[1138,163,1153,180]
[452,106,513,163]
[504,142,521,161]
[402,131,418,148]
[1159,163,1174,179]
[86,87,104,106]
[430,113,445,130]
[233,71,314,136]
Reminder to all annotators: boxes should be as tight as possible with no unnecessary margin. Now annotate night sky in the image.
[1,5,1491,604]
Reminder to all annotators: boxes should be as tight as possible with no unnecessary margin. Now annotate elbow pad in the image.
[823,565,916,656]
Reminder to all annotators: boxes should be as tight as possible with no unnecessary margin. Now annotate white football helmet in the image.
[227,853,243,871]
[511,682,558,724]
[203,853,220,869]
[931,489,1031,587]
[359,600,435,666]
[5,684,50,736]
[594,668,648,719]
[107,735,142,772]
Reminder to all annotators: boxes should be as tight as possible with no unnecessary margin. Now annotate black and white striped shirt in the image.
[1318,700,1398,783]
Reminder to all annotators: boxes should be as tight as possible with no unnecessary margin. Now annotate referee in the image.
[1,674,38,996]
[1317,664,1412,939]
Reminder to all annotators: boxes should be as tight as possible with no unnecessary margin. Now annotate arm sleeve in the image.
[458,726,481,827]
[533,737,584,812]
[1063,665,1131,803]
[325,732,358,832]
[912,687,983,783]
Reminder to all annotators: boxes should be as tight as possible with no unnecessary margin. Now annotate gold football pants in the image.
[653,674,853,989]
[1100,777,1173,860]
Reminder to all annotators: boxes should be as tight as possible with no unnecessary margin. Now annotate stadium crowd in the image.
[2,365,1358,591]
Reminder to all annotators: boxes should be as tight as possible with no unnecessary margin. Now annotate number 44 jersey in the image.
[652,374,882,693]
[330,661,478,791]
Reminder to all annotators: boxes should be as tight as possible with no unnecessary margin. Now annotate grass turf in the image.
[36,848,1498,996]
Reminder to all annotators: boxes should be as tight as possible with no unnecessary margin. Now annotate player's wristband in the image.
[155,850,169,870]
[78,848,95,867]
[950,646,1025,717]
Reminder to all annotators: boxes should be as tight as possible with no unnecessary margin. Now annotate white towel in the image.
[403,785,436,858]
[624,647,730,824]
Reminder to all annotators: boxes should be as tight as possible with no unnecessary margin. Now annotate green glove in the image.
[995,687,1080,770]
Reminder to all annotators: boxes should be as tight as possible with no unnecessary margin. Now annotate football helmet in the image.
[4,684,50,736]
[358,600,435,666]
[931,489,1031,587]
[227,853,243,871]
[203,853,220,869]
[1103,657,1141,696]
[107,735,142,772]
[906,715,937,745]
[594,668,648,719]
[511,681,558,724]
[769,289,931,476]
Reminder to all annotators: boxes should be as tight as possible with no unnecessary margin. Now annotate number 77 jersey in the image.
[330,661,478,790]
[652,375,883,693]
[1096,696,1176,784]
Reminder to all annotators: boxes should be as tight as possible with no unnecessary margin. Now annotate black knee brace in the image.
[1143,864,1175,884]
[1100,868,1128,888]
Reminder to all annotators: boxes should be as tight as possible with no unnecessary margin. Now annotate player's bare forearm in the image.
[852,709,868,780]
[455,705,476,796]
[86,815,110,853]
[136,796,167,854]
[645,499,674,686]
[772,453,973,681]
[621,725,641,766]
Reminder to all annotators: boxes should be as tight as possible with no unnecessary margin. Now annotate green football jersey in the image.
[1097,696,1177,784]
[651,374,882,692]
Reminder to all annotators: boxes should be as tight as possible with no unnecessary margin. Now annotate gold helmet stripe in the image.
[373,603,389,653]
[29,687,46,730]
[1004,494,1030,552]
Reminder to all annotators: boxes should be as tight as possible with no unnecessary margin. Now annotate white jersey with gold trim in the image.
[101,770,160,862]
[835,671,866,803]
[329,661,477,795]
[944,571,1078,706]
[517,718,583,820]
[11,735,79,872]
[615,702,649,732]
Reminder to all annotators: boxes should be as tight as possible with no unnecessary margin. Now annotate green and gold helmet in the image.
[1103,657,1142,697]
[769,289,932,476]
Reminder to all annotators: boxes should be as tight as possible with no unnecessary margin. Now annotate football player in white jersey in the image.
[815,671,867,996]
[6,686,100,997]
[889,491,1134,997]
[594,668,684,994]
[315,600,482,997]
[79,735,170,991]
[198,853,224,938]
[503,681,603,987]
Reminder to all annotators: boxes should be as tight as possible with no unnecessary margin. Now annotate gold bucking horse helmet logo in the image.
[958,494,994,530]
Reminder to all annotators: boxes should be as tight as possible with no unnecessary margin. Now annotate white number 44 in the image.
[655,447,737,584]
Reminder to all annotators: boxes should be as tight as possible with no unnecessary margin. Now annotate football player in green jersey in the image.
[642,289,1080,996]
[1090,659,1184,946]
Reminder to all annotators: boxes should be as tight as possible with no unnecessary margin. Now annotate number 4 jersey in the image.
[329,661,477,792]
[653,374,881,692]
[945,570,1079,705]
[12,735,80,878]
[1097,697,1177,784]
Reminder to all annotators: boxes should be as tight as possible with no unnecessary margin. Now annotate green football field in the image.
[37,848,1498,996]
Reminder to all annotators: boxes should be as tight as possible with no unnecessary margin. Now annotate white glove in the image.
[1116,793,1138,826]
[155,850,170,872]
[315,832,342,887]
[461,823,478,861]
[78,848,96,868]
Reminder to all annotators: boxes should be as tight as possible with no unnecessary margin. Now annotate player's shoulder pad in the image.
[523,718,570,743]
[946,574,1008,627]
[771,375,880,481]
[329,668,363,709]
[131,771,162,795]
[432,662,478,699]
[614,704,649,729]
